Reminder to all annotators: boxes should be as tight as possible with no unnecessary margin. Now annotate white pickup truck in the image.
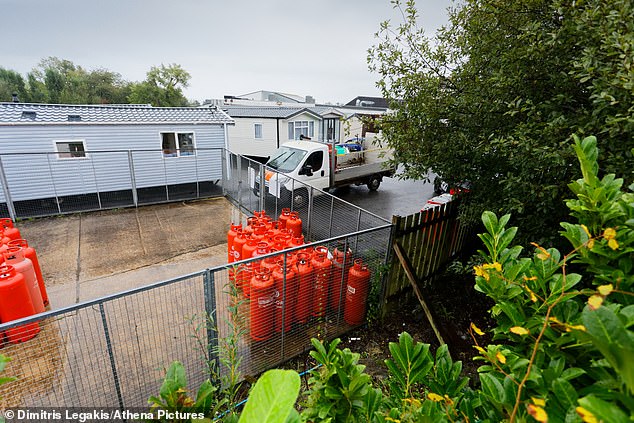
[250,139,395,206]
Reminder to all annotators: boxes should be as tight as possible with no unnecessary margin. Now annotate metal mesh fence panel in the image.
[0,149,225,219]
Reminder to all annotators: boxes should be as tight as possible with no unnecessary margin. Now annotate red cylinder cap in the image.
[0,264,15,278]
[8,239,28,248]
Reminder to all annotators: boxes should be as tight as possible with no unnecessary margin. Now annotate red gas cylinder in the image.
[278,208,291,229]
[8,239,49,307]
[272,261,298,333]
[231,230,247,262]
[250,268,275,341]
[344,259,372,325]
[0,265,40,343]
[294,252,314,324]
[0,219,21,241]
[227,223,242,263]
[286,212,302,238]
[273,234,292,251]
[260,248,280,276]
[243,217,258,236]
[330,244,353,314]
[4,246,45,314]
[236,262,256,298]
[311,246,332,318]
[290,235,304,248]
[242,236,259,260]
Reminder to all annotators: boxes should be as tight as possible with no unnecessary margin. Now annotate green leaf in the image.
[482,211,498,237]
[238,369,300,423]
[552,378,577,410]
[578,395,629,423]
[480,373,505,404]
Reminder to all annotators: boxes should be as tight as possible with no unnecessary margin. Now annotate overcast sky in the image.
[3,0,453,104]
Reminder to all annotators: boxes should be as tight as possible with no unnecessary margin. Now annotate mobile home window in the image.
[55,141,86,159]
[288,120,315,140]
[254,123,263,139]
[161,132,195,157]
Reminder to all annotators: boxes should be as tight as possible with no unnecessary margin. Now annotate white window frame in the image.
[254,123,263,139]
[53,139,88,160]
[161,132,196,158]
[288,120,315,140]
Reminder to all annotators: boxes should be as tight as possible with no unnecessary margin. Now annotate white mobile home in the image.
[0,102,233,217]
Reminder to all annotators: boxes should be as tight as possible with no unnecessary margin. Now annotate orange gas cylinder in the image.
[243,217,258,236]
[330,244,353,314]
[236,262,256,298]
[269,221,282,237]
[0,219,21,241]
[0,265,40,343]
[344,259,371,325]
[311,246,332,318]
[290,235,304,248]
[286,212,302,238]
[260,249,280,275]
[278,208,291,229]
[242,236,259,260]
[250,268,275,341]
[272,261,298,333]
[4,246,45,314]
[227,223,242,263]
[8,239,49,307]
[231,230,247,262]
[0,230,11,247]
[273,234,292,251]
[294,252,314,324]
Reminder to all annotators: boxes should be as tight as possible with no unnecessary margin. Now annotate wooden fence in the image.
[384,199,471,343]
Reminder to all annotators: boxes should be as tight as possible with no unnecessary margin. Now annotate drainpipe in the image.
[276,118,280,149]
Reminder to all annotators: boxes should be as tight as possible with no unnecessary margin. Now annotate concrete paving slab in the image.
[16,198,234,309]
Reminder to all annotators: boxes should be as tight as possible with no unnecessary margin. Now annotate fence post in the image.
[307,186,313,240]
[128,151,138,207]
[203,269,219,375]
[259,162,265,211]
[0,156,16,220]
[99,303,126,415]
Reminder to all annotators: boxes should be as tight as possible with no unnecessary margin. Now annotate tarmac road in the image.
[329,173,435,219]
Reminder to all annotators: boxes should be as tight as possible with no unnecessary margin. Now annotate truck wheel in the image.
[292,188,309,208]
[367,174,381,191]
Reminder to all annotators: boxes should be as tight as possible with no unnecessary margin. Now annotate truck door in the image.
[299,150,329,190]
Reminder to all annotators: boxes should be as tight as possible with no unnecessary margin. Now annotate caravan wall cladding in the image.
[0,124,226,218]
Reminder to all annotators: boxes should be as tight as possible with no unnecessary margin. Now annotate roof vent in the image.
[21,111,36,120]
[11,93,19,103]
[68,115,82,122]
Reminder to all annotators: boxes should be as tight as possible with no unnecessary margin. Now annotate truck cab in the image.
[251,139,394,206]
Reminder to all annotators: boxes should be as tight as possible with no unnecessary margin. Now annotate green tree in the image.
[369,0,634,244]
[128,63,191,107]
[0,68,28,102]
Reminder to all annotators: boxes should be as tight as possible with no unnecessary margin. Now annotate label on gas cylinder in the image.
[347,285,356,295]
[257,296,273,306]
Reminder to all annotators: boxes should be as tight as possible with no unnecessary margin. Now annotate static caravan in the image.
[0,103,233,218]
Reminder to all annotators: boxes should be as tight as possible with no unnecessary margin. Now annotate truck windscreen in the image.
[266,147,307,173]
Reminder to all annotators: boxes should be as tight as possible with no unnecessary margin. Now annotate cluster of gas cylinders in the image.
[227,208,371,342]
[0,218,49,344]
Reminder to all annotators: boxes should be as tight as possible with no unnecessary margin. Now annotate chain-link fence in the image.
[0,148,224,219]
[0,150,393,410]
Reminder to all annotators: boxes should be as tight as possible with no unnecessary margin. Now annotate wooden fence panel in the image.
[385,199,470,306]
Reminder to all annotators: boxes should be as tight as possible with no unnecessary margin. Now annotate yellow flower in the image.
[510,326,530,336]
[471,322,485,336]
[603,227,616,240]
[588,295,603,310]
[474,265,490,281]
[587,239,595,249]
[608,238,619,250]
[385,417,401,423]
[483,262,502,272]
[427,392,444,402]
[576,406,598,423]
[527,404,548,422]
[531,397,546,407]
[496,351,506,364]
[597,284,613,296]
